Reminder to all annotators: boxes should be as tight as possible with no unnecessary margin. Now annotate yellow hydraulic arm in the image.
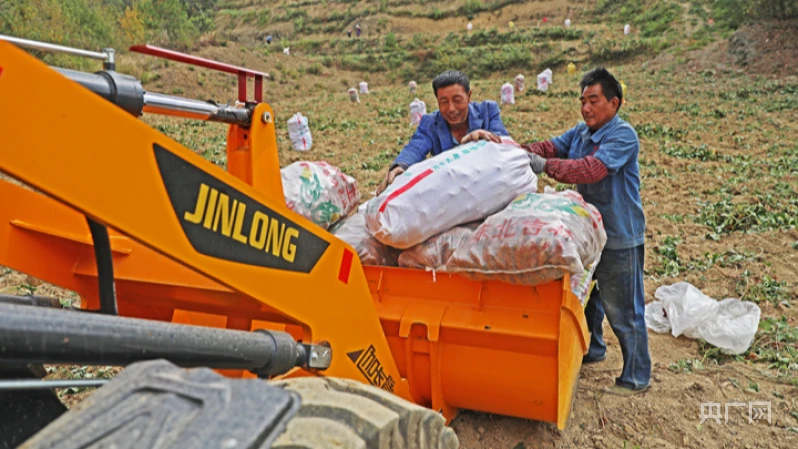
[0,42,409,399]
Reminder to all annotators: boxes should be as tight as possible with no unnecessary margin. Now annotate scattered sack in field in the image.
[514,74,525,92]
[543,69,553,86]
[645,282,760,354]
[500,82,514,104]
[567,62,576,75]
[537,72,549,92]
[565,18,572,27]
[283,47,290,55]
[331,213,398,266]
[445,189,606,289]
[282,161,359,229]
[467,22,473,31]
[359,81,369,94]
[624,24,631,35]
[366,140,537,249]
[398,222,481,270]
[409,98,426,127]
[408,80,417,93]
[287,112,312,151]
[348,88,360,103]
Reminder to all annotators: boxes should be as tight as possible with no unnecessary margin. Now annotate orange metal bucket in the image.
[365,266,589,429]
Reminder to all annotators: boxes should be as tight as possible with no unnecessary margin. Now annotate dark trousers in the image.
[584,244,651,389]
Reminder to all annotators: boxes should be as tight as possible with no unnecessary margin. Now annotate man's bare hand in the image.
[376,166,405,195]
[460,130,502,144]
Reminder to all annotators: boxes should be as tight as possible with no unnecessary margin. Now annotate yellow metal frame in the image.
[0,42,589,428]
[0,41,410,400]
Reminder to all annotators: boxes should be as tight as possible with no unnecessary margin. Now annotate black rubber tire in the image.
[18,360,459,449]
[269,377,459,449]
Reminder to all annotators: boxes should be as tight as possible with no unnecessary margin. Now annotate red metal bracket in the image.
[129,44,269,103]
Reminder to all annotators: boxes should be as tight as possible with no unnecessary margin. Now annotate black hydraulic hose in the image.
[86,218,117,315]
[0,303,300,377]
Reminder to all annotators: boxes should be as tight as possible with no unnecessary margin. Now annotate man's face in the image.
[580,83,619,131]
[436,84,471,127]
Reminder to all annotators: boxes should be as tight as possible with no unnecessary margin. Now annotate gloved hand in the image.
[528,153,547,174]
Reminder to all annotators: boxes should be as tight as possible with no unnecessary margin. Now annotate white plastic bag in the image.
[652,282,719,338]
[398,222,479,270]
[366,141,537,249]
[281,161,359,229]
[283,47,290,55]
[624,24,631,36]
[565,19,571,27]
[645,282,761,354]
[500,82,514,104]
[699,298,761,355]
[287,113,312,151]
[408,81,417,94]
[359,81,369,94]
[514,74,525,92]
[445,189,606,289]
[409,98,426,127]
[331,213,398,266]
[467,22,473,31]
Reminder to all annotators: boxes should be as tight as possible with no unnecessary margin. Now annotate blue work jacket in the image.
[392,100,509,169]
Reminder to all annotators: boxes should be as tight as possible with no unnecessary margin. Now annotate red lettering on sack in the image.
[521,218,547,236]
[473,225,492,240]
[503,220,518,238]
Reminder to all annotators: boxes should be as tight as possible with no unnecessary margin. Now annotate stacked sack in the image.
[302,140,607,304]
[330,213,399,266]
[444,188,606,300]
[282,161,359,230]
[365,140,537,249]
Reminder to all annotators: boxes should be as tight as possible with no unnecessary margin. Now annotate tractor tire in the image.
[19,360,459,449]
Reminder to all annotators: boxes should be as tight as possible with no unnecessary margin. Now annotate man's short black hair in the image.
[580,67,623,109]
[432,70,470,97]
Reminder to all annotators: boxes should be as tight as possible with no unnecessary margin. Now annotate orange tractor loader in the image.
[0,36,589,448]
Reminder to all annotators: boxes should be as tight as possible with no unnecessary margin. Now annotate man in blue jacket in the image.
[525,67,650,396]
[376,70,509,194]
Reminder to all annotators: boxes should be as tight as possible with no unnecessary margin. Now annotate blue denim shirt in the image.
[392,100,509,169]
[551,114,646,250]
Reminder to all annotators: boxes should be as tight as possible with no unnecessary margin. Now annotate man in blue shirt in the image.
[375,70,509,194]
[525,67,650,396]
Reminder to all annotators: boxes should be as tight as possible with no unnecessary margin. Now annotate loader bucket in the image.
[363,266,590,429]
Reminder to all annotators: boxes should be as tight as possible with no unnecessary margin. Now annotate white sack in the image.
[282,161,359,229]
[348,88,360,103]
[514,74,525,92]
[287,112,312,151]
[537,73,549,92]
[500,82,515,104]
[366,141,537,249]
[409,98,427,127]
